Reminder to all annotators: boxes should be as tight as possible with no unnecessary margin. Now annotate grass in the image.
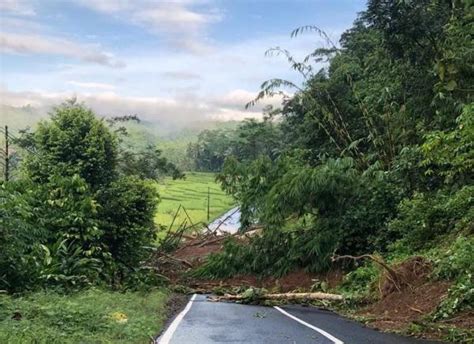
[0,288,168,344]
[155,172,235,232]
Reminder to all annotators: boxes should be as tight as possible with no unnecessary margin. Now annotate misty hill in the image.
[1,104,240,170]
[0,104,48,131]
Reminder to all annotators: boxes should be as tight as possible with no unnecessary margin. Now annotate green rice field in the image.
[155,172,235,232]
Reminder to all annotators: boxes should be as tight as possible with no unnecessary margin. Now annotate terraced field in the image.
[155,172,235,232]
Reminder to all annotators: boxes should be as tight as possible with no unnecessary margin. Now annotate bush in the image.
[0,176,105,292]
[339,262,380,298]
[431,236,474,320]
[0,180,49,291]
[434,236,474,281]
[98,176,159,279]
[35,239,103,290]
[388,186,473,250]
[433,275,473,321]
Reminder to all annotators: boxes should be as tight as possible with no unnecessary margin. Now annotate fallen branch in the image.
[181,234,197,240]
[181,205,196,229]
[140,267,171,282]
[158,252,193,268]
[198,235,230,247]
[209,291,343,302]
[409,306,424,314]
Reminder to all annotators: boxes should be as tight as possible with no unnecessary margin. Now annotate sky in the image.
[0,0,366,124]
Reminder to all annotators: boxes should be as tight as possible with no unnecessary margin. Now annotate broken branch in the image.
[209,291,343,302]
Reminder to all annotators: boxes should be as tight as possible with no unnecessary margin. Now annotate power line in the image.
[0,126,37,155]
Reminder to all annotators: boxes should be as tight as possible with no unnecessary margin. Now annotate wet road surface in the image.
[156,294,441,344]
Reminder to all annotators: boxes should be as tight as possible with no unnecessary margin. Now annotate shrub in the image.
[432,236,474,320]
[434,275,473,320]
[434,236,474,281]
[35,239,103,290]
[98,176,159,279]
[0,181,48,291]
[0,176,105,292]
[388,186,473,250]
[339,262,380,298]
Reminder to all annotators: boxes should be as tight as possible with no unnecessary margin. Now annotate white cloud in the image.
[207,89,286,120]
[0,86,277,124]
[75,0,129,13]
[76,0,222,53]
[0,17,46,33]
[67,81,116,90]
[0,32,125,68]
[0,0,35,16]
[133,4,216,32]
[161,71,202,80]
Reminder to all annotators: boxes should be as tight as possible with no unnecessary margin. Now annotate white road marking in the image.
[274,306,344,344]
[156,294,197,344]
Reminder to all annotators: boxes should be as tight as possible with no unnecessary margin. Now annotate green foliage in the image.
[0,180,46,291]
[422,104,474,185]
[187,118,282,172]
[35,239,102,290]
[388,186,473,250]
[187,128,236,172]
[117,145,184,181]
[195,223,337,278]
[98,176,159,272]
[1,102,162,292]
[25,100,117,190]
[199,1,474,311]
[193,239,253,279]
[434,276,473,321]
[218,155,289,228]
[37,175,103,252]
[339,263,380,299]
[432,236,474,320]
[434,236,474,281]
[262,157,358,225]
[0,289,168,343]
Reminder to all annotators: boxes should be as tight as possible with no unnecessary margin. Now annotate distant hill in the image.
[0,104,240,170]
[0,104,48,131]
[119,120,239,170]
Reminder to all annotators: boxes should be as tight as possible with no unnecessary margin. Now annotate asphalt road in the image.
[156,294,442,344]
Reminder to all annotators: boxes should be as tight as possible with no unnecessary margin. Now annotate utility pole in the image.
[207,187,210,221]
[4,125,9,182]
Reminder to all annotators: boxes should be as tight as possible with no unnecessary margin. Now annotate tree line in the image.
[186,118,282,172]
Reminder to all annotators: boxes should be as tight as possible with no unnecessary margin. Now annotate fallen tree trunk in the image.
[209,291,343,302]
[263,292,343,301]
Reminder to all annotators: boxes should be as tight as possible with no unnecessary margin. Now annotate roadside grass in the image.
[0,288,168,344]
[155,172,235,233]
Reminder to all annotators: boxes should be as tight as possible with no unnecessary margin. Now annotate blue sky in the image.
[0,0,366,123]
